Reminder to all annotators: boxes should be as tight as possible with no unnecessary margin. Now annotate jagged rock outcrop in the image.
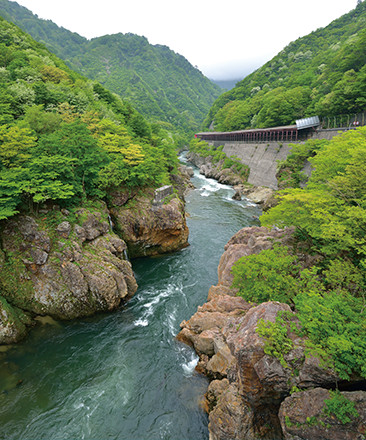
[279,388,366,440]
[0,203,137,342]
[187,152,245,186]
[178,226,363,440]
[111,189,189,258]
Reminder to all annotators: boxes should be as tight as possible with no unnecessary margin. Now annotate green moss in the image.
[324,390,359,424]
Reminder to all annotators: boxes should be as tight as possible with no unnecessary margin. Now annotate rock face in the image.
[0,203,137,341]
[279,388,366,440]
[111,189,189,258]
[177,226,364,440]
[187,152,245,186]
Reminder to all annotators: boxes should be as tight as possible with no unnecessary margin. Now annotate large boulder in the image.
[111,190,189,258]
[279,388,366,440]
[0,296,32,344]
[0,203,137,325]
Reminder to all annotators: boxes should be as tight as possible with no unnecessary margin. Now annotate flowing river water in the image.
[0,160,261,440]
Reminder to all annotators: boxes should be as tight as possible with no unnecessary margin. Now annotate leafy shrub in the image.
[231,245,300,303]
[295,287,366,379]
[324,390,359,424]
[256,314,294,368]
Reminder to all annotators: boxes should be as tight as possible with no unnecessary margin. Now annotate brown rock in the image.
[206,342,236,379]
[111,192,189,258]
[279,388,366,440]
[208,383,254,440]
[225,302,293,404]
[205,378,230,412]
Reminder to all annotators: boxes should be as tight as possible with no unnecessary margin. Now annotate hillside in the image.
[0,15,182,220]
[0,0,222,133]
[203,1,366,131]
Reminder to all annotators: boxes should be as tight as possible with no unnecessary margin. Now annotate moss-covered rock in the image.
[0,295,32,344]
[0,202,137,322]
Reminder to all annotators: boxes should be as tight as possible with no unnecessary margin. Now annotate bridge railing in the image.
[320,111,366,129]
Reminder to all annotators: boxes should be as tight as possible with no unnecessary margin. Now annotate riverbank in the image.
[0,167,191,345]
[177,226,366,440]
[186,150,276,208]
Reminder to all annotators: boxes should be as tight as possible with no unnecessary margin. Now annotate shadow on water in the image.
[0,163,261,440]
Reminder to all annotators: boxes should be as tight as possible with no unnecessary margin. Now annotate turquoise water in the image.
[0,163,260,440]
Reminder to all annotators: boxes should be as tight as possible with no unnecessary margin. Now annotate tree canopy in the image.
[0,0,222,134]
[0,16,180,220]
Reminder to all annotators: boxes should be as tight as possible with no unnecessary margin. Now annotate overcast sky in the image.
[13,0,358,80]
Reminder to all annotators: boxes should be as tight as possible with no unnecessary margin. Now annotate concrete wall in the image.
[309,128,348,140]
[209,128,348,189]
[211,141,293,189]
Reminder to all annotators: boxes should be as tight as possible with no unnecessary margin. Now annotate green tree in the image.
[36,121,108,199]
[231,245,300,303]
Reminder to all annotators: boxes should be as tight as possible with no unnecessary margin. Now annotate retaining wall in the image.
[210,128,348,189]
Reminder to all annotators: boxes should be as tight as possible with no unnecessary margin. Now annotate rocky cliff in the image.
[110,186,189,258]
[177,226,366,440]
[0,202,137,343]
[0,178,190,344]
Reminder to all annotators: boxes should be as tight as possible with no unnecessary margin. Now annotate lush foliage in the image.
[0,0,221,134]
[324,390,359,424]
[276,139,327,189]
[257,314,294,368]
[232,245,300,303]
[203,2,366,131]
[262,128,366,260]
[231,128,366,380]
[189,138,249,180]
[0,17,179,220]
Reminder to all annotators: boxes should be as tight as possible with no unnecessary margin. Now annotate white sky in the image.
[12,0,358,80]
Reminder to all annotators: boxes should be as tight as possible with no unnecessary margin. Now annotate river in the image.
[0,161,261,440]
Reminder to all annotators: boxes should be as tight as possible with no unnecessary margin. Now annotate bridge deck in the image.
[196,125,299,143]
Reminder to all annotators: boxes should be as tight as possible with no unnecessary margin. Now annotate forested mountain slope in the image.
[0,16,180,220]
[0,0,222,133]
[204,2,366,131]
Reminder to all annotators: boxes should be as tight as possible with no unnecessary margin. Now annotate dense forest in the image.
[0,0,222,134]
[0,16,180,220]
[203,1,366,131]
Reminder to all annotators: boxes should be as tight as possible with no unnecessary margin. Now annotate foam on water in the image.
[134,318,149,327]
[182,353,199,377]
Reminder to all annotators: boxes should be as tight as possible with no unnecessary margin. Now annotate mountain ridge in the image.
[204,2,366,131]
[0,0,221,132]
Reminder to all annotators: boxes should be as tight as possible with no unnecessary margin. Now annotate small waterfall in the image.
[108,214,113,231]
